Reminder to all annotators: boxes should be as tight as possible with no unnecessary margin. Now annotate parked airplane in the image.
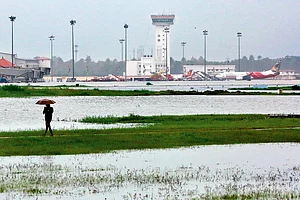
[215,60,281,80]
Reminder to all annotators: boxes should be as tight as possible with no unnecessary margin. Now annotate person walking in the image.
[43,104,54,136]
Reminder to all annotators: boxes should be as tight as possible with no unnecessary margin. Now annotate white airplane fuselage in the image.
[216,61,281,81]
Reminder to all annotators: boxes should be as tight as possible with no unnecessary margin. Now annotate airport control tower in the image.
[151,14,175,75]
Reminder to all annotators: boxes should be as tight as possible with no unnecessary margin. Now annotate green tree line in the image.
[52,55,300,76]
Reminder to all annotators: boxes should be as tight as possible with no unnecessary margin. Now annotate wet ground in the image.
[1,80,299,199]
[0,143,299,199]
[1,95,300,131]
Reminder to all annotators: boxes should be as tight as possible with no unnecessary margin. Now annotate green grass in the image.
[0,114,299,156]
[230,85,300,91]
[0,84,290,97]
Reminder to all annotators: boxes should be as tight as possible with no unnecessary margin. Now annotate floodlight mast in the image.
[9,16,16,68]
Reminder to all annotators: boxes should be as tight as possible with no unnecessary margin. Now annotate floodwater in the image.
[38,78,300,91]
[0,80,299,199]
[0,95,300,131]
[0,143,299,199]
[1,79,299,131]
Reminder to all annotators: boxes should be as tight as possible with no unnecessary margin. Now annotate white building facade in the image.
[183,64,236,76]
[152,14,175,74]
[126,14,175,78]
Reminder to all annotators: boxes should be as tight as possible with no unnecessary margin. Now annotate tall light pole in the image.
[237,32,242,72]
[9,16,16,68]
[119,39,125,77]
[181,41,186,61]
[70,19,76,81]
[124,24,128,81]
[49,35,55,82]
[164,27,170,80]
[203,30,208,74]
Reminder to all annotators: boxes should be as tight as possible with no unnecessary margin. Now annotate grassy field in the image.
[230,85,300,91]
[0,84,292,97]
[0,114,299,156]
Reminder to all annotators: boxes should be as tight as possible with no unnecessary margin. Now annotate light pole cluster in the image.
[192,29,243,75]
[6,16,243,83]
[203,30,208,74]
[70,19,76,81]
[49,35,55,82]
[9,16,16,68]
[237,32,242,72]
[124,24,128,81]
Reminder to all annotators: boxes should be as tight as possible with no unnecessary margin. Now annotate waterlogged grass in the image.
[0,114,299,156]
[0,114,299,198]
[0,157,299,198]
[230,85,300,91]
[0,84,286,97]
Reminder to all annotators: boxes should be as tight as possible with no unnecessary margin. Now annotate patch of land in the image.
[0,84,297,97]
[0,114,299,156]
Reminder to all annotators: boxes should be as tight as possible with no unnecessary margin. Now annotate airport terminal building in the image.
[0,52,50,82]
[183,64,236,76]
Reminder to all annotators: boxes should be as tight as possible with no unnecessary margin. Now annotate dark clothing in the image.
[43,105,54,136]
[43,106,53,122]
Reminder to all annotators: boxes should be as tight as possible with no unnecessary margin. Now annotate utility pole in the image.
[164,27,170,80]
[49,35,55,82]
[9,16,16,68]
[203,30,208,74]
[124,24,128,81]
[70,19,76,81]
[237,32,242,72]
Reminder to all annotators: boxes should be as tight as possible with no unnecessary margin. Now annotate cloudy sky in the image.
[0,0,299,62]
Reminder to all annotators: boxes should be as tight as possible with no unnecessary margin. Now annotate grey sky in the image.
[0,0,299,62]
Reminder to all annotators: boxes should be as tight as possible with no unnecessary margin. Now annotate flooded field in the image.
[39,79,300,91]
[0,143,299,199]
[1,80,299,199]
[0,95,300,132]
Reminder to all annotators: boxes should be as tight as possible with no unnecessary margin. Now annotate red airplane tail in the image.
[271,60,281,73]
[183,70,193,77]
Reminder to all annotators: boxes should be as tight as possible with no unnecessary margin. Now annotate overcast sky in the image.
[0,0,299,62]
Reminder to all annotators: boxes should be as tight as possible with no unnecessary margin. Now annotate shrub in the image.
[291,85,300,90]
[1,85,24,92]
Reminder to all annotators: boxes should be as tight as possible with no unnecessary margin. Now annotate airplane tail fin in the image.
[271,60,281,73]
[184,69,193,77]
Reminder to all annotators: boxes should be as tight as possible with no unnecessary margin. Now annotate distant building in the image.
[0,51,51,82]
[277,70,297,80]
[0,52,16,64]
[151,14,175,74]
[183,64,236,76]
[126,14,175,79]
